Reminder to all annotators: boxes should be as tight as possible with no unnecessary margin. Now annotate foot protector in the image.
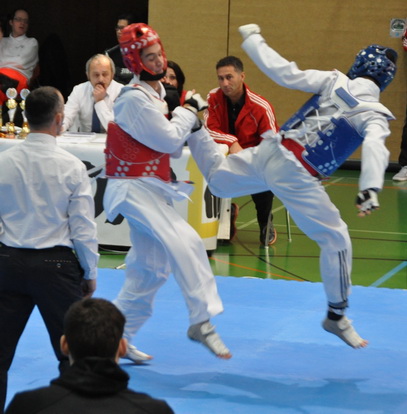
[188,321,232,359]
[322,316,368,348]
[123,344,153,364]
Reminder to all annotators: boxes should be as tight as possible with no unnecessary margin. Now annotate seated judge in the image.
[62,54,123,133]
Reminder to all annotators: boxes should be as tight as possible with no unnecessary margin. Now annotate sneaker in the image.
[230,203,239,240]
[392,166,407,181]
[322,316,368,348]
[260,223,277,246]
[122,343,153,364]
[187,321,232,359]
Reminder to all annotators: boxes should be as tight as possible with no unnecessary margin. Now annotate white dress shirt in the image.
[0,34,39,79]
[0,133,99,279]
[63,80,123,132]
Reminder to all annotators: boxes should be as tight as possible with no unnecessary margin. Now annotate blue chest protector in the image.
[280,74,393,177]
[280,90,363,177]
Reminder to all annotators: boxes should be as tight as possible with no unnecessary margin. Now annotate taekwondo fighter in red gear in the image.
[103,23,232,363]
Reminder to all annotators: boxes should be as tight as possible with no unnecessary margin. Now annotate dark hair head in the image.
[117,13,134,24]
[9,8,30,21]
[64,298,125,361]
[25,86,63,129]
[216,56,244,72]
[167,61,185,96]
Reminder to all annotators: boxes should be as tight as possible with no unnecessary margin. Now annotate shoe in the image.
[230,203,239,240]
[260,223,277,246]
[322,316,368,348]
[122,343,153,364]
[187,321,232,359]
[392,166,407,181]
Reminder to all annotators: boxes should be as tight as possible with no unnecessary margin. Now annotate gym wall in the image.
[150,0,406,162]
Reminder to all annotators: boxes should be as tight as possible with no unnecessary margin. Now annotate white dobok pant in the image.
[188,129,352,310]
[104,179,224,342]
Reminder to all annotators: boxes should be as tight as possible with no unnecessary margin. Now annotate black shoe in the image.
[260,224,277,246]
[230,203,239,240]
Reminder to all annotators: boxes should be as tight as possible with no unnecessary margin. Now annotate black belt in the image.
[0,242,72,253]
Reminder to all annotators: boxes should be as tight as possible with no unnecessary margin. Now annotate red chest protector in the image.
[104,85,171,182]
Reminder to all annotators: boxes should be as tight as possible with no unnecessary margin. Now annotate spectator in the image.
[205,56,279,245]
[163,60,187,104]
[392,28,407,181]
[0,8,38,105]
[105,13,134,85]
[5,298,174,414]
[393,107,407,181]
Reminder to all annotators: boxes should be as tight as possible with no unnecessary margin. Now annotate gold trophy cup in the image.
[19,89,30,139]
[5,88,18,138]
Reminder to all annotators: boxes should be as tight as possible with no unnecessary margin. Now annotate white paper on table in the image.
[57,132,97,144]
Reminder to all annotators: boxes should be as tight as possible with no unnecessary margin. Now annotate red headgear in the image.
[119,23,167,76]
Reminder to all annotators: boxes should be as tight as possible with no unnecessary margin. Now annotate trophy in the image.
[19,88,30,139]
[5,88,18,138]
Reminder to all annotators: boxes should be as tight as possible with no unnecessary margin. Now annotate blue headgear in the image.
[347,44,398,91]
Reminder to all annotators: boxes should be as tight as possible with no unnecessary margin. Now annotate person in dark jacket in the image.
[105,13,134,85]
[5,298,174,414]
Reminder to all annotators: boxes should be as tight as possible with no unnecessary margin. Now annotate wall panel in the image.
[150,0,406,161]
[149,0,230,95]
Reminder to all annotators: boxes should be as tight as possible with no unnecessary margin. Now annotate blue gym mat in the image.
[6,269,407,413]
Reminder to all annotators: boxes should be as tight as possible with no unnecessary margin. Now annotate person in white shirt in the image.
[0,86,99,413]
[0,8,38,105]
[187,24,398,350]
[62,54,123,133]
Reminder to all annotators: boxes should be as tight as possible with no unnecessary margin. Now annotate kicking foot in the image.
[122,343,153,364]
[322,316,368,348]
[187,321,232,359]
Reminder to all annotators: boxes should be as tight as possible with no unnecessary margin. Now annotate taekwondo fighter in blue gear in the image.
[187,23,397,349]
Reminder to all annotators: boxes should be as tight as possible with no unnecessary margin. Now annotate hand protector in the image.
[355,188,379,216]
[238,24,261,40]
[184,91,208,112]
[163,84,181,112]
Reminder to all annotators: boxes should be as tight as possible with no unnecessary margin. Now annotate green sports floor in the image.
[99,168,407,291]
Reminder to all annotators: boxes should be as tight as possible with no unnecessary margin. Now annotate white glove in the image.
[184,91,208,112]
[238,24,261,41]
[356,189,379,217]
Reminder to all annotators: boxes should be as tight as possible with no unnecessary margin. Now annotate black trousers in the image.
[251,190,274,231]
[398,103,407,167]
[0,244,84,413]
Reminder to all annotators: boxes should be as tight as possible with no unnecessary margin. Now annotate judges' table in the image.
[0,134,220,251]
